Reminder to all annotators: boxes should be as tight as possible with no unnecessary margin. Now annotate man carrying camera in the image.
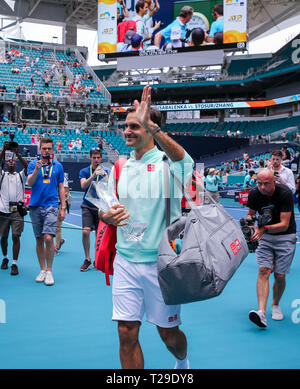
[246,169,297,328]
[79,147,110,271]
[27,137,66,286]
[0,140,28,275]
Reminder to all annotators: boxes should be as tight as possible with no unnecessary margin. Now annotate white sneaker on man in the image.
[249,309,267,328]
[44,271,54,286]
[35,270,46,283]
[272,305,283,320]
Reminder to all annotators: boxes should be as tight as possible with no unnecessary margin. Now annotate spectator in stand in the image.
[75,138,82,150]
[31,74,35,88]
[56,140,62,155]
[0,85,7,96]
[96,85,101,95]
[11,67,21,73]
[68,140,73,151]
[15,85,21,94]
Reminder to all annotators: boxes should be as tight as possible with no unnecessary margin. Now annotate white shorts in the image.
[112,254,181,328]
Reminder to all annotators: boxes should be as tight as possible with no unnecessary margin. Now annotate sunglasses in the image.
[90,147,102,151]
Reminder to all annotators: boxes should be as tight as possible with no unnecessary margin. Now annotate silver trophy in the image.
[85,175,147,242]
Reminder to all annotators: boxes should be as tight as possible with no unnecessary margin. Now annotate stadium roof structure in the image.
[0,0,299,38]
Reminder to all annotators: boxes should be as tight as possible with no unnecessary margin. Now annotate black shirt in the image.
[247,183,296,235]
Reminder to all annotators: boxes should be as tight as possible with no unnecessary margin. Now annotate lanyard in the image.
[41,165,53,179]
[90,165,99,182]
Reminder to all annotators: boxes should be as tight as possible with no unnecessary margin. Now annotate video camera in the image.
[37,153,52,165]
[239,205,274,252]
[7,131,18,151]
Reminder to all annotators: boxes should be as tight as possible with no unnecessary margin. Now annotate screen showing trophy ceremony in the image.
[97,0,248,59]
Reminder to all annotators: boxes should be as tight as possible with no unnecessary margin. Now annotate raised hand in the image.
[133,85,153,132]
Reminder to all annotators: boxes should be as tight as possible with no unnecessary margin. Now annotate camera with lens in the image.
[239,205,274,252]
[257,205,274,227]
[7,131,18,151]
[239,217,258,253]
[9,201,27,217]
[17,201,28,217]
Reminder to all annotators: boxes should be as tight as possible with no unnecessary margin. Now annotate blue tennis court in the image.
[0,193,300,369]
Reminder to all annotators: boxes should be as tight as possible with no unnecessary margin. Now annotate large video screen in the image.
[66,111,86,122]
[21,108,41,120]
[98,0,247,59]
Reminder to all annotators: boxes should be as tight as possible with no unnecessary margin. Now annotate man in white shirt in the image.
[268,150,296,194]
[0,141,28,275]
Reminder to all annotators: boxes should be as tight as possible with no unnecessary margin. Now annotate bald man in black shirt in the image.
[246,169,297,328]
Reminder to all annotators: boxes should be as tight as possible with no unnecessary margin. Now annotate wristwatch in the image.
[147,124,161,136]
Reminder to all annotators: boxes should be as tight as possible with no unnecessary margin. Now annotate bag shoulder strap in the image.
[163,155,171,227]
[113,157,127,199]
[0,171,5,191]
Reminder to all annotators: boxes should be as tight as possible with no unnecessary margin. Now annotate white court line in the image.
[63,221,81,228]
[69,212,81,217]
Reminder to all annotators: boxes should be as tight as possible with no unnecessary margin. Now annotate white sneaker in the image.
[35,270,46,283]
[44,271,54,286]
[249,309,267,328]
[174,358,190,369]
[272,305,283,320]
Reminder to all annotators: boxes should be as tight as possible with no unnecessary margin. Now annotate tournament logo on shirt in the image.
[147,164,155,172]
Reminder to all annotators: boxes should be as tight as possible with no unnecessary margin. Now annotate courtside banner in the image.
[111,93,300,113]
[223,0,247,44]
[98,0,117,55]
[24,189,31,206]
[238,190,250,204]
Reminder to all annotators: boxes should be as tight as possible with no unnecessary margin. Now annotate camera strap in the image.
[41,165,53,179]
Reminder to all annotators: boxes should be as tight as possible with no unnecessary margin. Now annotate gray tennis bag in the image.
[157,166,249,305]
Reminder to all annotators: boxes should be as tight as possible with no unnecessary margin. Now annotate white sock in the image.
[3,255,8,260]
[174,354,189,369]
[12,260,18,265]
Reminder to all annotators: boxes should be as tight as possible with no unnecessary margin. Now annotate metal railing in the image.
[74,48,111,105]
[0,91,108,106]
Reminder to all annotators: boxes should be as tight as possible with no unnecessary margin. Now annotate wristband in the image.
[147,124,161,136]
[61,206,66,210]
[263,225,268,232]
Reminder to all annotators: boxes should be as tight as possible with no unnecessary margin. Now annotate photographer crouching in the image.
[245,169,297,329]
[0,137,28,275]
